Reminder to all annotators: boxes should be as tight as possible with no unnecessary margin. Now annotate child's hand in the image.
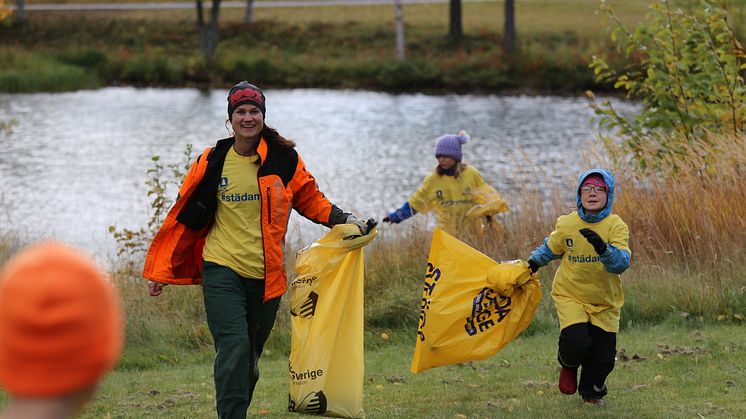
[579,228,607,255]
[383,209,404,223]
[383,214,398,223]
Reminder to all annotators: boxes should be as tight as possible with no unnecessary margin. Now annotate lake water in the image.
[0,87,637,259]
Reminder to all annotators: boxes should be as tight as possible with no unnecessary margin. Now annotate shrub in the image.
[375,59,440,90]
[589,0,746,172]
[109,144,193,260]
[226,55,284,85]
[55,48,108,69]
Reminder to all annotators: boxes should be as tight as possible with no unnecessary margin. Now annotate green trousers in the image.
[202,261,281,419]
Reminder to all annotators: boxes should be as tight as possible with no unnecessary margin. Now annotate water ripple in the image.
[0,87,638,257]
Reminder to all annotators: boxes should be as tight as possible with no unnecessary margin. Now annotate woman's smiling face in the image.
[230,104,264,142]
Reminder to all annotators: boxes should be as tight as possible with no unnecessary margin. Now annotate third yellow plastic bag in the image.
[411,228,541,373]
[465,183,509,219]
[288,223,377,418]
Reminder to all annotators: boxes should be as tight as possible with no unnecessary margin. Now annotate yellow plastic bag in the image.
[464,183,509,241]
[411,228,541,373]
[465,183,509,219]
[288,223,377,418]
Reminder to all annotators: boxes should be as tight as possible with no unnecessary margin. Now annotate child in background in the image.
[527,169,631,405]
[0,242,124,419]
[383,130,508,239]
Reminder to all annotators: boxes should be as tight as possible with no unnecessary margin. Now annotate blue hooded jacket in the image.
[528,168,630,274]
[576,168,614,223]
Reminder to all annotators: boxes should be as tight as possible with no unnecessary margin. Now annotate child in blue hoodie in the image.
[527,169,631,405]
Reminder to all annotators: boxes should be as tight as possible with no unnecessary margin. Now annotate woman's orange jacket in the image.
[143,137,348,301]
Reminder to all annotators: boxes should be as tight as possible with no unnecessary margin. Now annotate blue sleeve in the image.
[387,201,417,223]
[528,237,562,267]
[600,244,630,274]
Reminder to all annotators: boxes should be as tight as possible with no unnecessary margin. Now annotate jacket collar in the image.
[256,136,268,164]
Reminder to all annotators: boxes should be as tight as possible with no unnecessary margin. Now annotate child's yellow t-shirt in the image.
[408,165,486,235]
[203,147,265,279]
[546,211,630,332]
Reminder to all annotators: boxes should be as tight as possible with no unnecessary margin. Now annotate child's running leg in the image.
[557,323,593,394]
[558,323,593,367]
[577,324,616,402]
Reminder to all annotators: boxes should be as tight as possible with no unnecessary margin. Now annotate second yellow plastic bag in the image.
[465,183,509,219]
[411,228,541,373]
[288,224,377,418]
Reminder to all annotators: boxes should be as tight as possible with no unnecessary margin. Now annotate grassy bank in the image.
[0,1,655,93]
[3,1,744,93]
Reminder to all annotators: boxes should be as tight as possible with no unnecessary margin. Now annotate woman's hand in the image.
[346,215,377,235]
[148,281,167,297]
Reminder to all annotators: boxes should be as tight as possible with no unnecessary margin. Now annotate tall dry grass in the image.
[604,134,746,323]
[360,133,746,335]
[611,136,746,265]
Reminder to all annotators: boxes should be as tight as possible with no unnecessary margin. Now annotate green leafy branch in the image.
[589,0,745,172]
[109,144,193,258]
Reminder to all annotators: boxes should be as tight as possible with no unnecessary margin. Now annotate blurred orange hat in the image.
[0,242,124,397]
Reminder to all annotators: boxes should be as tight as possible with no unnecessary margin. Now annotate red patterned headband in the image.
[229,88,264,109]
[581,175,607,189]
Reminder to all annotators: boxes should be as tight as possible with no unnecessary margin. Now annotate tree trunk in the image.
[394,0,405,60]
[244,0,254,25]
[196,0,205,35]
[449,0,462,42]
[14,0,25,22]
[196,0,221,59]
[503,0,516,52]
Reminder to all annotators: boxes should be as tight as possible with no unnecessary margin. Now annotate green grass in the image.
[0,48,101,92]
[0,1,666,93]
[16,0,651,33]
[6,0,743,93]
[2,139,746,416]
[3,323,741,418]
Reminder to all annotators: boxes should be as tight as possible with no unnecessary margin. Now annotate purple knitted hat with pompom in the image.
[434,131,469,161]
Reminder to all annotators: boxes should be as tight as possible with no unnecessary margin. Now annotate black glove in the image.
[527,259,539,274]
[346,215,378,235]
[383,202,415,224]
[364,218,379,234]
[579,228,607,255]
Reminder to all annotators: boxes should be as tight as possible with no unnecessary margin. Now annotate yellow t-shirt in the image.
[546,211,631,332]
[203,147,265,279]
[408,165,487,236]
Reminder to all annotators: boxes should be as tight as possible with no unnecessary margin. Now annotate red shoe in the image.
[558,367,578,395]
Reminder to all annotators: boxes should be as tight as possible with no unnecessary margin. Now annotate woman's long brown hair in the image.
[262,125,295,149]
[225,119,296,150]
